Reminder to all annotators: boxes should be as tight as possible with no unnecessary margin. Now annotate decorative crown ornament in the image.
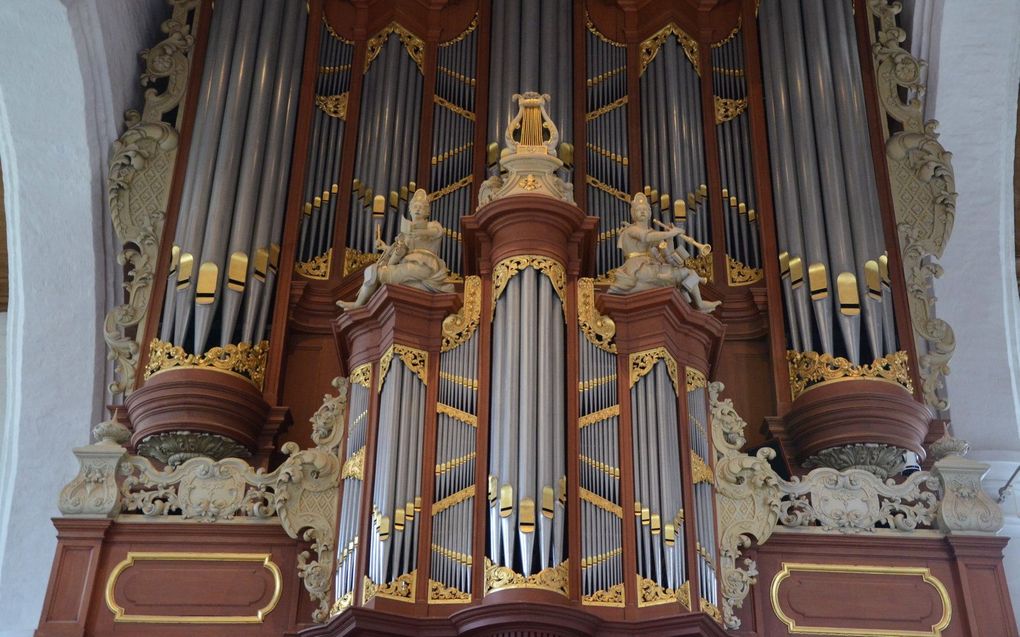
[477,92,575,207]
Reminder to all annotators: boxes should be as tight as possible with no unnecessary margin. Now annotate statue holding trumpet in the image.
[608,192,720,313]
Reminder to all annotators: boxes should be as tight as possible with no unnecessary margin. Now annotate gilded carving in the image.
[577,278,617,353]
[639,23,699,75]
[145,338,270,390]
[686,367,707,391]
[429,579,471,603]
[582,582,625,607]
[637,577,690,609]
[690,452,714,485]
[868,0,956,412]
[341,446,365,480]
[726,255,763,286]
[442,275,482,352]
[350,363,372,388]
[295,248,332,280]
[629,347,679,394]
[375,571,417,602]
[104,0,198,396]
[714,96,748,124]
[491,255,567,314]
[315,93,348,120]
[786,349,913,400]
[378,344,428,391]
[439,14,479,47]
[364,23,425,73]
[484,559,569,596]
[585,12,624,47]
[342,247,379,277]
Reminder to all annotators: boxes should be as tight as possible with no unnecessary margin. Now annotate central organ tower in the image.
[34,1,1017,636]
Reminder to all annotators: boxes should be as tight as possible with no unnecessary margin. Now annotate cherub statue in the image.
[608,193,720,313]
[337,189,454,310]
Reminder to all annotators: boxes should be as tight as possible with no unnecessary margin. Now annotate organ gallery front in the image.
[37,0,1017,636]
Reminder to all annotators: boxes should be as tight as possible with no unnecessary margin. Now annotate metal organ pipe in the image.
[486,0,572,149]
[760,0,898,363]
[160,0,305,355]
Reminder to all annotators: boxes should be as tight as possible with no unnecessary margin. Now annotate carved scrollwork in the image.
[786,349,913,400]
[364,22,425,73]
[932,455,1005,534]
[105,0,197,397]
[639,23,699,75]
[491,255,567,315]
[629,347,679,394]
[484,559,569,596]
[378,344,429,390]
[868,0,957,412]
[577,278,616,353]
[442,275,482,352]
[144,338,270,389]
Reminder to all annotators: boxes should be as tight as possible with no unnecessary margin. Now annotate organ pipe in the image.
[348,27,425,255]
[295,21,354,276]
[429,19,479,275]
[487,1,573,154]
[711,29,763,282]
[639,28,711,252]
[160,0,306,355]
[585,20,631,277]
[759,0,896,364]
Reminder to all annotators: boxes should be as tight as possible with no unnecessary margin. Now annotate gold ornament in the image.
[629,347,680,395]
[295,248,332,280]
[145,339,269,390]
[786,350,914,400]
[442,276,481,352]
[577,278,617,353]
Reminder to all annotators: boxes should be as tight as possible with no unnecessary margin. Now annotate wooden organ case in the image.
[35,0,1017,636]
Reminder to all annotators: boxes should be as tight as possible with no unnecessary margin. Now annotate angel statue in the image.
[608,192,720,313]
[337,188,454,310]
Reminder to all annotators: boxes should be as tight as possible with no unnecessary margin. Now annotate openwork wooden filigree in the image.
[726,255,763,286]
[342,247,379,276]
[442,275,481,352]
[295,248,332,280]
[429,579,471,603]
[637,577,690,609]
[786,349,913,399]
[714,96,748,124]
[577,278,617,353]
[144,338,270,389]
[582,582,625,606]
[629,347,679,394]
[491,255,567,314]
[484,559,569,596]
[59,378,351,624]
[868,0,957,412]
[104,0,198,396]
[364,22,425,73]
[315,93,349,120]
[378,344,429,390]
[639,23,699,75]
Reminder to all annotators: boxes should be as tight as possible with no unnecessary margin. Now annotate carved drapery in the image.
[105,0,198,396]
[868,0,957,412]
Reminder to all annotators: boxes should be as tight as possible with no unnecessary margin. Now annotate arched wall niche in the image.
[0,0,164,634]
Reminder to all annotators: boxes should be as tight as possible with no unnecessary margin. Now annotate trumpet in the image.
[652,219,712,256]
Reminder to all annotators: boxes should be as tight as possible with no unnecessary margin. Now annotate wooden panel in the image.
[47,546,96,623]
[106,552,281,623]
[770,562,950,636]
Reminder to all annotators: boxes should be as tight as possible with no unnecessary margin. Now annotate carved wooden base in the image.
[125,368,272,461]
[782,378,933,468]
[35,519,312,637]
[301,603,729,637]
[739,531,1018,637]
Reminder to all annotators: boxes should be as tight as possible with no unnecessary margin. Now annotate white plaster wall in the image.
[923,0,1020,623]
[0,1,163,634]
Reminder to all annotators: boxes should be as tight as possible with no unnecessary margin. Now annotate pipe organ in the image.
[50,1,1014,636]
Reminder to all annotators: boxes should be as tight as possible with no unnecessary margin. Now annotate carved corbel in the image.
[932,455,1005,535]
[710,382,782,630]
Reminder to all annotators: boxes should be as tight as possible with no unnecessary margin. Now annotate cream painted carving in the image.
[337,189,454,310]
[608,193,719,313]
[105,0,198,396]
[932,455,1005,534]
[477,92,574,207]
[868,0,956,412]
[57,377,350,624]
[710,382,781,629]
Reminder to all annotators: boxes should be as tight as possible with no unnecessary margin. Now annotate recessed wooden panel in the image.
[46,546,95,622]
[770,562,951,636]
[104,552,282,624]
